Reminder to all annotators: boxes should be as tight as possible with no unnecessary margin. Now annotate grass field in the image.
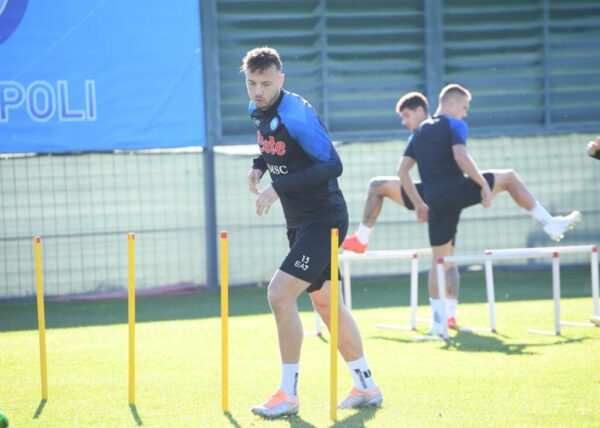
[1,268,599,427]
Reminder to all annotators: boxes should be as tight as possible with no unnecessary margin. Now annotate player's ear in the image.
[279,73,285,86]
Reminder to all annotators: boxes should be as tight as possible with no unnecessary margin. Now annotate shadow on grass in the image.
[288,415,318,427]
[0,266,593,332]
[129,404,143,426]
[332,407,379,427]
[373,330,592,355]
[32,399,46,419]
[224,411,241,428]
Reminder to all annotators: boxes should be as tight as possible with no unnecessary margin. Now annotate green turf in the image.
[1,270,599,427]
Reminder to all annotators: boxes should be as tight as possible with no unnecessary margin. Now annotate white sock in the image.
[530,201,553,226]
[280,363,299,398]
[430,298,442,326]
[447,298,458,318]
[356,223,372,244]
[346,357,377,392]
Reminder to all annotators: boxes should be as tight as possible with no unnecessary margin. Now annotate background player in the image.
[398,84,582,334]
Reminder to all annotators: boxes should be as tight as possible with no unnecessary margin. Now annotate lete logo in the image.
[0,0,28,44]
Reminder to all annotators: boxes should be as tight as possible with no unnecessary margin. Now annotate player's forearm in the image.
[271,158,342,194]
[455,153,488,188]
[398,169,423,207]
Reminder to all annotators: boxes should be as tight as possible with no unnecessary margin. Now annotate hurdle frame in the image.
[339,249,432,330]
[436,244,599,340]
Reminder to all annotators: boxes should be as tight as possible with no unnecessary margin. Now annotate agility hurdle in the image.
[436,244,599,340]
[339,249,432,330]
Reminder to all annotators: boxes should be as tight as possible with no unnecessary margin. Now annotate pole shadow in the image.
[32,399,47,419]
[224,411,241,428]
[129,403,143,426]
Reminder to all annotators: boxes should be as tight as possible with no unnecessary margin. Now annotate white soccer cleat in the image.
[543,211,582,242]
[251,389,299,419]
[337,387,383,409]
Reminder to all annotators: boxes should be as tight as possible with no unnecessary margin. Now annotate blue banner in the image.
[0,0,206,153]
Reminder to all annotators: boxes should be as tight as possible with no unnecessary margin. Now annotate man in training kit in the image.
[242,47,382,419]
[342,92,429,254]
[398,84,582,335]
[587,136,600,160]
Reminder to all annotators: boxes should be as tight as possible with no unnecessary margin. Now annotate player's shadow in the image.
[372,330,590,356]
[332,407,379,427]
[32,399,47,419]
[288,415,318,427]
[284,407,378,428]
[129,404,143,426]
[443,330,589,355]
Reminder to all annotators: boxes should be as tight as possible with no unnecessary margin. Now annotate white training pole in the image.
[592,247,599,317]
[315,312,323,336]
[410,253,419,330]
[552,252,561,335]
[484,259,497,333]
[342,259,352,311]
[435,258,450,340]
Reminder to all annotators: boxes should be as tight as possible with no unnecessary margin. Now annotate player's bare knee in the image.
[368,178,387,195]
[267,284,291,311]
[314,303,330,321]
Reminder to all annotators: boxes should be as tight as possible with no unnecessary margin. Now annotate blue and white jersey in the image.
[249,90,347,227]
[403,114,468,200]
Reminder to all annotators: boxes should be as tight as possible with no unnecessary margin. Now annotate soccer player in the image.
[342,92,429,254]
[398,84,582,335]
[242,47,382,419]
[586,136,600,160]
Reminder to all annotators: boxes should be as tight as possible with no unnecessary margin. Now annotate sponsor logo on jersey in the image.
[267,164,288,175]
[257,131,286,156]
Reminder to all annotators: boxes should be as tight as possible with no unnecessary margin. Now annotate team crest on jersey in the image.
[269,116,279,131]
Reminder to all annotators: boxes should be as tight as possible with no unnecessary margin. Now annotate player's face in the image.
[447,96,470,120]
[245,65,284,110]
[399,106,427,131]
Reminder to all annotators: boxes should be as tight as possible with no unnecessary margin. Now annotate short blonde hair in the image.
[439,84,471,103]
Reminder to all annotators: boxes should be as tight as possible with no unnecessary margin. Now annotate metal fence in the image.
[1,132,598,298]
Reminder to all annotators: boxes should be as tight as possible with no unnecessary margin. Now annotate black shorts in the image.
[427,172,495,246]
[280,216,348,293]
[400,182,425,211]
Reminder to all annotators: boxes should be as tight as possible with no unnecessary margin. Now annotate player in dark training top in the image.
[242,47,382,419]
[398,84,582,336]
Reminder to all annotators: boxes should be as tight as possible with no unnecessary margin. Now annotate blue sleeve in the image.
[403,134,416,158]
[448,116,468,146]
[272,94,343,194]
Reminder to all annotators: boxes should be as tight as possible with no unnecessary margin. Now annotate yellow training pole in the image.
[220,231,229,412]
[33,236,48,400]
[128,233,136,405]
[330,228,339,421]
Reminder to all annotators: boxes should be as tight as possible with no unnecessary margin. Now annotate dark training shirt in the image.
[249,90,347,227]
[403,114,468,201]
